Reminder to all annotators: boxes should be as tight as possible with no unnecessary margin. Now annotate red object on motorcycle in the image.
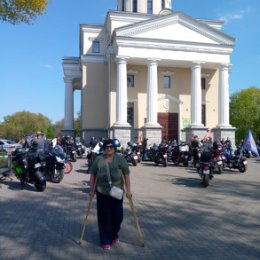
[64,161,73,174]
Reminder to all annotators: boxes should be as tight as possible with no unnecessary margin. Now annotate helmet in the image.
[113,138,121,148]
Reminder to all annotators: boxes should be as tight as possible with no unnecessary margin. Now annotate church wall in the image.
[82,28,106,55]
[81,62,108,130]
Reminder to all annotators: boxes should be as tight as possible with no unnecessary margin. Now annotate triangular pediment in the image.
[115,12,235,46]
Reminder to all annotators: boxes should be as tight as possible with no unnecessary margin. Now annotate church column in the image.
[190,62,203,127]
[145,59,160,127]
[63,77,74,131]
[142,58,161,145]
[125,0,131,11]
[218,64,231,127]
[114,57,130,126]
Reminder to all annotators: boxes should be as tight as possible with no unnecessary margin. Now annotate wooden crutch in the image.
[79,177,97,245]
[123,176,145,247]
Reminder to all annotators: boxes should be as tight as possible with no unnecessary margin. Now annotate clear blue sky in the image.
[0,0,259,123]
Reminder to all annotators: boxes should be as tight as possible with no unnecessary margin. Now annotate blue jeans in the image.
[96,192,123,245]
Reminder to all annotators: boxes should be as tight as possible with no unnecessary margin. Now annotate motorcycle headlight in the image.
[56,156,64,163]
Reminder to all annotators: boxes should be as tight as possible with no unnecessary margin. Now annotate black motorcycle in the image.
[43,145,65,183]
[223,148,247,173]
[154,143,168,167]
[87,141,103,172]
[198,148,214,187]
[62,136,77,162]
[171,142,190,167]
[12,148,46,192]
[123,145,138,166]
[75,140,86,158]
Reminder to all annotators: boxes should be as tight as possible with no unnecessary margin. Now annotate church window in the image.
[162,0,165,9]
[163,76,171,88]
[127,74,135,87]
[133,0,138,12]
[92,40,100,53]
[147,0,153,14]
[127,102,134,126]
[201,77,206,90]
[202,104,206,125]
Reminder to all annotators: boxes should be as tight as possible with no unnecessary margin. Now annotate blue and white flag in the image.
[243,130,259,157]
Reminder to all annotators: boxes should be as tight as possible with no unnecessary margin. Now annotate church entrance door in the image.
[158,112,179,142]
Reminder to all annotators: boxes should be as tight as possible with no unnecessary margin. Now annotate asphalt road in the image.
[0,157,260,260]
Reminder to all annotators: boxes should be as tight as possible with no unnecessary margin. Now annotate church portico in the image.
[62,0,236,146]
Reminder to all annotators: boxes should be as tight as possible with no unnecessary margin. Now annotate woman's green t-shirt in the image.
[89,154,130,196]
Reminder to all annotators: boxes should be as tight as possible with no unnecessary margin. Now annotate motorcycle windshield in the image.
[52,145,65,157]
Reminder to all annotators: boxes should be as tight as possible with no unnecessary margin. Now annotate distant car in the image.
[0,139,22,154]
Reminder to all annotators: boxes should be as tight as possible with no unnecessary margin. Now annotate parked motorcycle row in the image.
[86,139,142,172]
[145,140,248,187]
[10,135,86,192]
[85,137,249,188]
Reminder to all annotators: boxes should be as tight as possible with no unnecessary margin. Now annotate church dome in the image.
[117,0,172,15]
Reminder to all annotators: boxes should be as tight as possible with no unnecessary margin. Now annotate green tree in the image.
[52,119,64,137]
[230,86,260,143]
[0,0,48,24]
[0,111,53,141]
[74,111,81,137]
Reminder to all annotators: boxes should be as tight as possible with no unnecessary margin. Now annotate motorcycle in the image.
[171,142,190,167]
[62,136,77,162]
[198,148,214,187]
[123,145,138,166]
[190,146,201,168]
[223,148,247,173]
[87,141,103,172]
[12,148,46,192]
[75,140,86,158]
[211,143,224,174]
[154,143,168,167]
[43,145,65,183]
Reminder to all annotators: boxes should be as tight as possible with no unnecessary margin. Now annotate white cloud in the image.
[43,64,54,69]
[218,7,251,23]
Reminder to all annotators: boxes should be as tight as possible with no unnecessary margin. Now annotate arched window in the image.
[133,0,138,12]
[147,0,153,14]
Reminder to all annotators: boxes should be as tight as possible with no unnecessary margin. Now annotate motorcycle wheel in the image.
[172,157,179,166]
[64,161,73,174]
[51,169,64,183]
[183,160,188,167]
[163,159,168,167]
[34,171,46,192]
[132,159,138,166]
[72,153,77,162]
[202,174,210,187]
[238,163,247,173]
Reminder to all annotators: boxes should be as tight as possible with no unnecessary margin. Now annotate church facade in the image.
[62,0,236,147]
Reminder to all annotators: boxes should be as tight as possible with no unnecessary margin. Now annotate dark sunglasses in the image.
[105,145,114,149]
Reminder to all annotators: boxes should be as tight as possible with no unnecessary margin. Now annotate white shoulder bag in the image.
[105,160,124,200]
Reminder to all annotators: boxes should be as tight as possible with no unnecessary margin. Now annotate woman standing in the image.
[89,139,132,250]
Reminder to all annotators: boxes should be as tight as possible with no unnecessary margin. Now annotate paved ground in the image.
[0,157,260,260]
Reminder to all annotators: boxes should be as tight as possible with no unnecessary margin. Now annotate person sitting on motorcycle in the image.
[191,135,200,148]
[224,137,232,151]
[32,131,45,152]
[190,135,200,167]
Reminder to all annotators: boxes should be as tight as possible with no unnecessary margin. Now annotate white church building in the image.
[62,0,236,147]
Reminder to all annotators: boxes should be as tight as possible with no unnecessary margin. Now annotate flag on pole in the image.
[243,130,259,157]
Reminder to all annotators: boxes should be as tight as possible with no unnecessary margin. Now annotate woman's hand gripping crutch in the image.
[123,175,145,247]
[79,176,97,245]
